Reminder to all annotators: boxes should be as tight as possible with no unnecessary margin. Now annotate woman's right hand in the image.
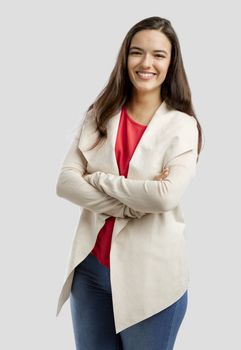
[153,167,169,181]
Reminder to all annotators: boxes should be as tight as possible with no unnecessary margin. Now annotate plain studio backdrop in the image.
[0,1,240,349]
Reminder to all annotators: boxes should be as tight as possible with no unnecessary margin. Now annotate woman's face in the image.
[127,29,172,94]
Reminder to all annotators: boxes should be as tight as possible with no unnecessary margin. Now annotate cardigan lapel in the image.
[78,110,121,175]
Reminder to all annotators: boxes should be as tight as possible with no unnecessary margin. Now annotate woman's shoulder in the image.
[167,108,196,125]
[163,109,197,137]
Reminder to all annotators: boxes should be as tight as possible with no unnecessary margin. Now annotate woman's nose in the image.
[140,54,153,68]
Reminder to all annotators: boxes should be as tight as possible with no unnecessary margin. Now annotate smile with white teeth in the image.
[136,71,157,80]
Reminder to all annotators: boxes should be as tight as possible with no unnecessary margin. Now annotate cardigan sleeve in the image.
[84,118,199,213]
[56,120,146,219]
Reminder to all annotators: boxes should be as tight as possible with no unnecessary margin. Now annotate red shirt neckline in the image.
[123,106,148,127]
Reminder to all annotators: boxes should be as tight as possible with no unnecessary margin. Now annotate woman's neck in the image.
[125,94,163,124]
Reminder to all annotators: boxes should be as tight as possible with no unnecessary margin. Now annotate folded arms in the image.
[56,117,199,216]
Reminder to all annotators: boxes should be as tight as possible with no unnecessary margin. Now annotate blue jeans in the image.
[70,253,188,350]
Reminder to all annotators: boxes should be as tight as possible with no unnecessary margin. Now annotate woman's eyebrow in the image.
[129,46,168,55]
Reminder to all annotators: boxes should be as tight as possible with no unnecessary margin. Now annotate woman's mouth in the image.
[136,71,157,80]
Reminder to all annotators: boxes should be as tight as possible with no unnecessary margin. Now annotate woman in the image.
[56,16,203,350]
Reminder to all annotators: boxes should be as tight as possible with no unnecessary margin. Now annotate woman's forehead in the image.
[130,30,171,52]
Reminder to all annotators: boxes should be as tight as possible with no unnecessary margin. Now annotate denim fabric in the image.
[70,252,188,350]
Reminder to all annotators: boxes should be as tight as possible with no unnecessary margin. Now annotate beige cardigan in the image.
[55,100,199,333]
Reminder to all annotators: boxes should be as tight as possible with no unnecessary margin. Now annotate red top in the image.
[90,106,147,268]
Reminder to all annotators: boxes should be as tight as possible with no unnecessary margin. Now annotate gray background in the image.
[1,0,240,349]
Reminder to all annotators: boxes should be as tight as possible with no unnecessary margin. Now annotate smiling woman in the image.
[125,29,172,123]
[127,30,171,89]
[56,16,203,350]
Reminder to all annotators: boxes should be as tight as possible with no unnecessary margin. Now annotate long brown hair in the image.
[82,16,203,161]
